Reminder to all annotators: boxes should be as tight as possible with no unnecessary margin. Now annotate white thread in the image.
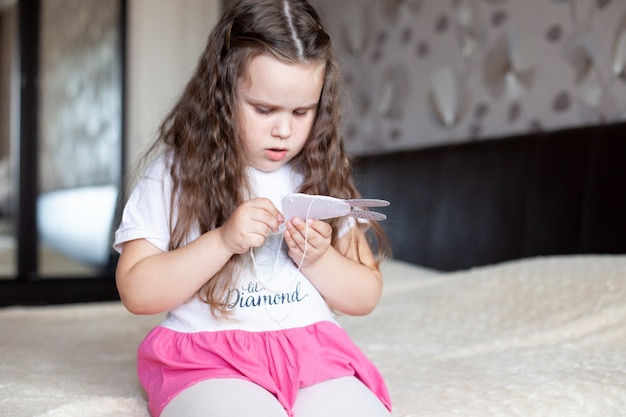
[296,197,314,269]
[248,198,315,325]
[283,0,305,59]
[249,239,280,287]
[250,198,313,287]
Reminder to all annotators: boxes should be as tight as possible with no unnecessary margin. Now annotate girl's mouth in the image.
[265,148,288,161]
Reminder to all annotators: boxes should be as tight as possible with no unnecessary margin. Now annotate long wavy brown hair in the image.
[143,0,389,316]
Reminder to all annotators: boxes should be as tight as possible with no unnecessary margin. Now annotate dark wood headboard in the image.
[354,122,626,271]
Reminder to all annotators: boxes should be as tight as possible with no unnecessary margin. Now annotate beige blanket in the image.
[2,255,625,416]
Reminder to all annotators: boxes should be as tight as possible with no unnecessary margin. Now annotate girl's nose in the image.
[272,114,292,139]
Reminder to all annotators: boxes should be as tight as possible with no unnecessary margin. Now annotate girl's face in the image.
[237,54,325,172]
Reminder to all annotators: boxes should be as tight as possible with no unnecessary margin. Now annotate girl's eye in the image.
[255,107,272,115]
[293,109,309,116]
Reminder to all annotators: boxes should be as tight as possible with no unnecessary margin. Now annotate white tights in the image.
[159,376,391,417]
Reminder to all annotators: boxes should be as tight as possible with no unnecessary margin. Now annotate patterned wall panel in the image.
[311,0,626,154]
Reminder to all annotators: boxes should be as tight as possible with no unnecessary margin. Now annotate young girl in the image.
[114,0,392,416]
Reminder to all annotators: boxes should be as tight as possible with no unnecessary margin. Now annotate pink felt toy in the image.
[281,193,389,221]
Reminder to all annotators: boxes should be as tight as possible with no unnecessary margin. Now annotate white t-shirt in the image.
[114,154,340,332]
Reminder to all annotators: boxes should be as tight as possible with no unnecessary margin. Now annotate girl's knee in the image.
[293,377,391,417]
[160,378,288,417]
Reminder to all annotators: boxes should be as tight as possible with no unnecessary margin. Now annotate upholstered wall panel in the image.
[584,124,626,253]
[354,122,626,270]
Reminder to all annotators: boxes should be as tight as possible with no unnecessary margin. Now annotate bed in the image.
[2,256,625,416]
[1,122,626,416]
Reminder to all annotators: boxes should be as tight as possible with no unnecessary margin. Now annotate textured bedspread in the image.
[343,256,626,416]
[1,255,625,416]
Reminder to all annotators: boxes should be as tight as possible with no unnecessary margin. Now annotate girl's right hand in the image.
[218,197,285,254]
[116,197,284,314]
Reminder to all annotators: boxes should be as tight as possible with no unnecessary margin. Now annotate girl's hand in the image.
[219,198,284,254]
[284,217,332,268]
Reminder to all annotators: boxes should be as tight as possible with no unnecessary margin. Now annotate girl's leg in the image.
[160,378,289,417]
[293,376,391,417]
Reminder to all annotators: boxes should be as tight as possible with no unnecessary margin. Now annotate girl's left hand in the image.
[284,217,332,268]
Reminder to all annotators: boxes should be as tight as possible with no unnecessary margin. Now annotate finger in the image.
[306,219,332,239]
[250,198,285,224]
[286,218,308,240]
[292,219,329,250]
[283,231,300,254]
[243,205,283,234]
[284,220,307,252]
[261,210,285,233]
[283,230,306,262]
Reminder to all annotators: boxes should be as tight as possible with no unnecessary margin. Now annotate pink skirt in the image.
[137,320,391,417]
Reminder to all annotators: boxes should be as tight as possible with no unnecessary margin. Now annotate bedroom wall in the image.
[126,0,220,176]
[310,0,626,155]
